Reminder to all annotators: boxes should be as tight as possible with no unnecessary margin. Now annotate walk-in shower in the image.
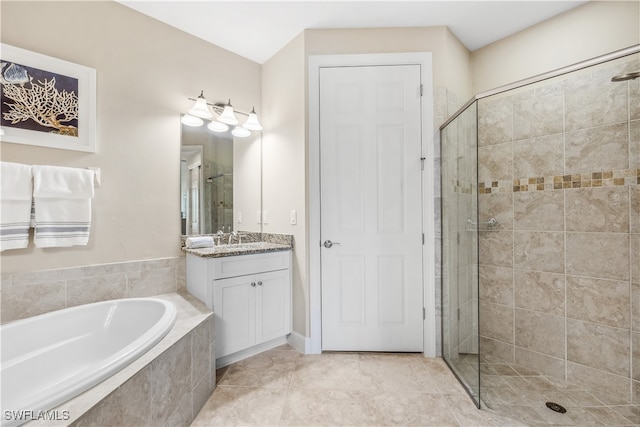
[441,44,640,425]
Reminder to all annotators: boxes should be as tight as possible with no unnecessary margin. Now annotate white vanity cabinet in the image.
[186,250,292,365]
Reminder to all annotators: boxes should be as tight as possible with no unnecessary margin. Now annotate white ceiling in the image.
[118,1,588,64]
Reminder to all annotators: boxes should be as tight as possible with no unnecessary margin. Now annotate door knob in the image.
[323,240,341,249]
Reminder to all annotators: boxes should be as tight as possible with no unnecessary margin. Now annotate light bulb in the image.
[207,121,229,132]
[217,99,239,125]
[188,91,213,119]
[181,114,203,127]
[243,107,262,131]
[231,126,251,138]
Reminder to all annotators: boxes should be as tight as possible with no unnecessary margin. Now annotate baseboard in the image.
[215,336,288,368]
[287,331,311,354]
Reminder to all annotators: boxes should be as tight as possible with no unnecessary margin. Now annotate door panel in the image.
[320,64,423,352]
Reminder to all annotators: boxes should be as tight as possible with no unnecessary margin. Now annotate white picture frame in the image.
[0,43,96,153]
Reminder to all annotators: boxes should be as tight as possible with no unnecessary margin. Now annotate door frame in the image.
[308,53,436,357]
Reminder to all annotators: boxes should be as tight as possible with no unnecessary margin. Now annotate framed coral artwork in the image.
[0,44,96,152]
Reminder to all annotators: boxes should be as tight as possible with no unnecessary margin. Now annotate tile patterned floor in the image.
[192,346,519,426]
[448,353,640,426]
[480,360,640,426]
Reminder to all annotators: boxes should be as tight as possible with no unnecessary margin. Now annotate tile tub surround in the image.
[477,55,639,403]
[1,257,186,324]
[24,293,215,427]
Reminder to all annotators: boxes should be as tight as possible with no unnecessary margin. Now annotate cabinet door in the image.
[255,269,291,344]
[214,275,256,357]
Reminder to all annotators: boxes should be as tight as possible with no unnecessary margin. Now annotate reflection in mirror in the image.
[180,117,261,236]
[181,125,232,235]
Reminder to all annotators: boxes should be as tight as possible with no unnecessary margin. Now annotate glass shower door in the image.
[440,101,480,406]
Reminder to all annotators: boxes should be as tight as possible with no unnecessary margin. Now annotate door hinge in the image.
[457,308,460,321]
[420,84,423,96]
[422,233,425,245]
[423,307,426,320]
[420,157,426,171]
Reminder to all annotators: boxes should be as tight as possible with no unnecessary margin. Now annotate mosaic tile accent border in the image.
[478,168,640,194]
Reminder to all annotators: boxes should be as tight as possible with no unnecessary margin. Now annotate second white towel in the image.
[185,236,215,249]
[32,165,95,248]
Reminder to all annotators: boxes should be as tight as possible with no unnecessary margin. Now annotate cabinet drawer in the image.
[213,250,291,279]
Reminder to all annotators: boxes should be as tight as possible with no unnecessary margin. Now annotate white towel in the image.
[1,161,33,251]
[185,236,214,249]
[32,165,95,248]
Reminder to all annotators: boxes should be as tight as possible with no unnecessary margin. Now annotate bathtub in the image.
[0,298,177,427]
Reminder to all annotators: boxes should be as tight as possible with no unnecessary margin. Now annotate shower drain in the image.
[545,402,567,414]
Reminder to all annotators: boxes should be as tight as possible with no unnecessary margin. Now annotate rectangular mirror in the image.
[180,117,261,236]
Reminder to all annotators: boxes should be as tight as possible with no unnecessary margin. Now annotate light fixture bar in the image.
[187,97,253,117]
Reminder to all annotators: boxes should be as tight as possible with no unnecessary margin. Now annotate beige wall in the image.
[261,33,308,336]
[0,1,261,273]
[472,1,640,93]
[305,26,468,92]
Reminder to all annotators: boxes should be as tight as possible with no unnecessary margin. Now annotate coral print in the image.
[1,60,79,137]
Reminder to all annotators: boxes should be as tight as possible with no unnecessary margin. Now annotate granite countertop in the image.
[183,241,292,258]
[182,232,294,258]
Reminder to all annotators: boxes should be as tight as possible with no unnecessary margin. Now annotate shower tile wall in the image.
[477,55,640,402]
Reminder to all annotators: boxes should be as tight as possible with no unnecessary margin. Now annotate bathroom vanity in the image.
[185,240,292,367]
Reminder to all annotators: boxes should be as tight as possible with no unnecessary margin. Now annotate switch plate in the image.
[237,211,242,224]
[290,210,297,225]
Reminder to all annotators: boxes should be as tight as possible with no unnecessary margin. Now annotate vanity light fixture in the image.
[216,99,239,125]
[188,91,213,119]
[243,107,263,131]
[183,91,262,138]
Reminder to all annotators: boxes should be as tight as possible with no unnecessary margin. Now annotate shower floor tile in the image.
[480,359,640,426]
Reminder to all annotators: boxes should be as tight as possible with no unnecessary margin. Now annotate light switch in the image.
[290,210,297,225]
[262,211,269,224]
[237,211,242,224]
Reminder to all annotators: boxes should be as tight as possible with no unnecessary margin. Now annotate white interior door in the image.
[320,64,423,352]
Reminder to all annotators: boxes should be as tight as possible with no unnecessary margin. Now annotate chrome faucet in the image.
[215,229,224,246]
[228,230,238,245]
